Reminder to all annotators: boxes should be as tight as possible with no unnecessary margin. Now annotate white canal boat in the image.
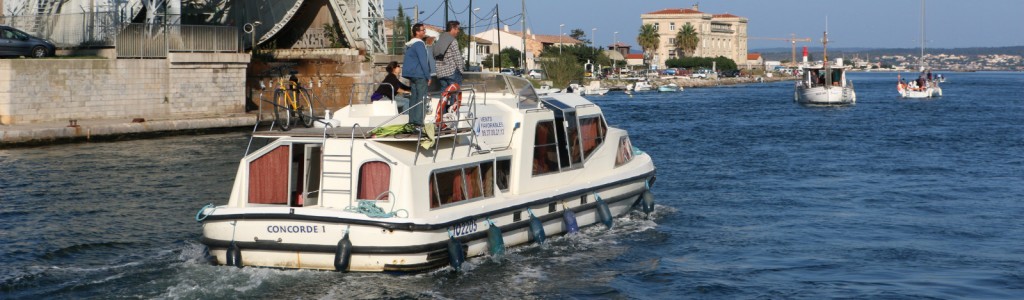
[794,30,856,105]
[196,72,658,272]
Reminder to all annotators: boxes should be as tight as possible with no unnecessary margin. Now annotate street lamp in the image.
[243,21,262,53]
[592,28,597,77]
[613,31,619,77]
[468,7,480,69]
[559,24,565,55]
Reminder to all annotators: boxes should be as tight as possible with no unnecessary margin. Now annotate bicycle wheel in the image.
[273,89,292,131]
[296,88,316,128]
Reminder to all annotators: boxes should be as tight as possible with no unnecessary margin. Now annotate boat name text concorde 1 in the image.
[267,225,325,234]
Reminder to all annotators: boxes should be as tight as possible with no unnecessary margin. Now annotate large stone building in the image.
[640,5,748,69]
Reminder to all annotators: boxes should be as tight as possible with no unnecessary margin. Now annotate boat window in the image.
[357,161,391,201]
[429,161,494,209]
[566,112,583,166]
[508,76,540,108]
[495,158,511,191]
[302,145,322,206]
[248,145,290,205]
[615,136,635,166]
[532,121,560,175]
[555,111,581,170]
[462,72,510,94]
[246,143,322,206]
[579,115,606,159]
[480,161,496,196]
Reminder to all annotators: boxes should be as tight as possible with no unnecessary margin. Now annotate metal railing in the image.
[116,24,238,58]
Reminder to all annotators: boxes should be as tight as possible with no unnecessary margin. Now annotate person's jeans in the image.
[394,95,410,113]
[438,71,463,106]
[408,77,428,126]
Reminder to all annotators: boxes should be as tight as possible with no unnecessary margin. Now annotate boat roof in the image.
[253,127,472,140]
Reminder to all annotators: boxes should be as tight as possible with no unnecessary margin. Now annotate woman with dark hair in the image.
[373,61,411,111]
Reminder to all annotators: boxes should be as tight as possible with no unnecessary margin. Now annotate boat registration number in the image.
[450,219,478,237]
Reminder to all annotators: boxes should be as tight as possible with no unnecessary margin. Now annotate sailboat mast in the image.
[920,0,926,70]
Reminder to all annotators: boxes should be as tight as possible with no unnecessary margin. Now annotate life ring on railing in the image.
[435,83,462,129]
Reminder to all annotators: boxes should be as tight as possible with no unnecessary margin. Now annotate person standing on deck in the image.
[402,24,434,127]
[433,21,465,106]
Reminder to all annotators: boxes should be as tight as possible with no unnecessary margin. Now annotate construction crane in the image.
[750,34,812,67]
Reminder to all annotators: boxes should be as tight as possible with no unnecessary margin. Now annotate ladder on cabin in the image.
[319,125,358,205]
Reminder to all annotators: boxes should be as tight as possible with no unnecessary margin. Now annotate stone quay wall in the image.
[0,53,250,125]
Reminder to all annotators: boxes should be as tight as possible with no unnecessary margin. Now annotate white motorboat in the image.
[657,83,682,92]
[794,30,856,105]
[196,72,658,272]
[626,80,653,92]
[581,81,609,96]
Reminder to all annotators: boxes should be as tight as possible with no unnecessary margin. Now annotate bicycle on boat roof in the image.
[264,69,315,131]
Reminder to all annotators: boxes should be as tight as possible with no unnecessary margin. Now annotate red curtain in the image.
[249,146,289,204]
[580,118,599,157]
[358,161,391,200]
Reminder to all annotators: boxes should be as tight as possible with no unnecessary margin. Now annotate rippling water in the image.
[2,72,1022,299]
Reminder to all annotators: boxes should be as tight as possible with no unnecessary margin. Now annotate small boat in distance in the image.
[794,29,856,105]
[898,0,943,99]
[657,83,682,92]
[195,72,658,272]
[581,81,610,96]
[626,80,653,93]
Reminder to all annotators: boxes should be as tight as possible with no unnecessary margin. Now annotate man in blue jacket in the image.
[402,23,434,127]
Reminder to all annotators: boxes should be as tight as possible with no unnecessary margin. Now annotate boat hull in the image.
[795,86,856,105]
[200,171,654,272]
[900,86,941,98]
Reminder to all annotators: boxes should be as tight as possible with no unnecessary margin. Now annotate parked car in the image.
[527,69,544,79]
[720,69,741,77]
[660,69,677,76]
[499,68,515,76]
[0,25,55,58]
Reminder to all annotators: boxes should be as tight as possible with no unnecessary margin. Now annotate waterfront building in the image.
[640,4,748,69]
[474,25,583,70]
[746,53,764,70]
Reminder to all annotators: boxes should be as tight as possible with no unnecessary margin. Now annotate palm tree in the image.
[674,23,700,57]
[636,23,660,66]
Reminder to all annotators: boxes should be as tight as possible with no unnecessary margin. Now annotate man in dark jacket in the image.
[402,23,434,126]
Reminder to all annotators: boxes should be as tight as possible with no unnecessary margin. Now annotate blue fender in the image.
[447,236,465,271]
[642,190,655,214]
[487,220,505,257]
[528,208,546,244]
[596,194,613,229]
[562,209,579,234]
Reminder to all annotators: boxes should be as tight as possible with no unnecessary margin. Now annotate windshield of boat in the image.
[462,72,539,107]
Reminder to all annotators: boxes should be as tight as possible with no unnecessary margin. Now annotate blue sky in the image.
[386,0,1024,50]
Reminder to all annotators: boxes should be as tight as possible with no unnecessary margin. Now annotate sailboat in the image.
[898,0,943,99]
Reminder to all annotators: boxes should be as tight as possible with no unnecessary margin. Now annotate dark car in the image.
[0,25,56,58]
[721,69,741,77]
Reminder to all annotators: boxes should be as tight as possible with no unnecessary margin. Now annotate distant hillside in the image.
[751,46,1024,61]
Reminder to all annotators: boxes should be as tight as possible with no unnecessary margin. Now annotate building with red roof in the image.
[640,4,748,69]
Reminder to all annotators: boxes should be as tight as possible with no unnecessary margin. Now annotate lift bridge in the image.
[0,0,387,54]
